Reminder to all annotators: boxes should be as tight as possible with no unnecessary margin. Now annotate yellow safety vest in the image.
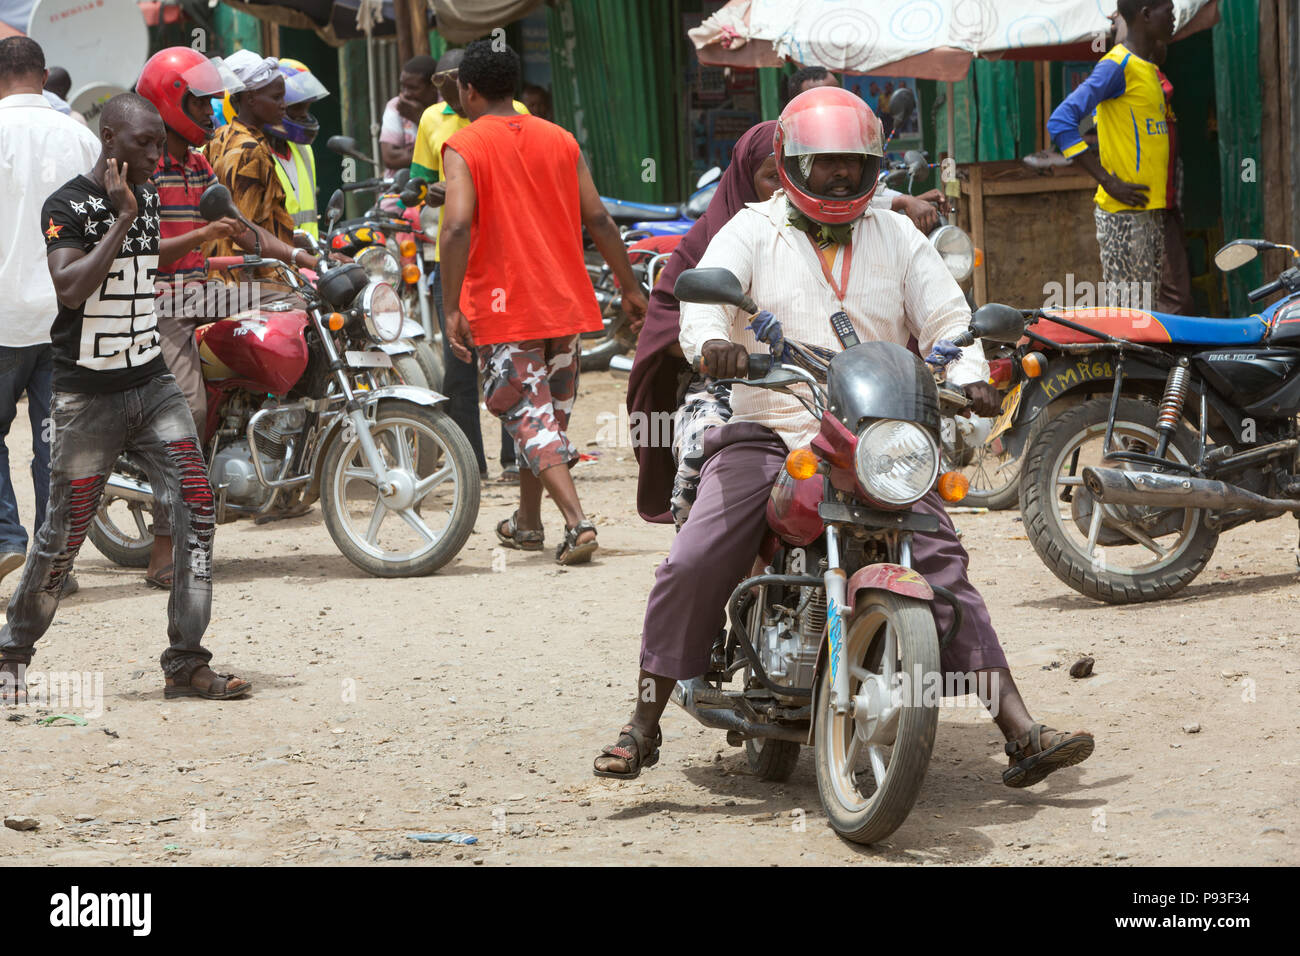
[273,142,318,238]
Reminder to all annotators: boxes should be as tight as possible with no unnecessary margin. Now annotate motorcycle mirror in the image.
[198,183,240,223]
[695,166,722,190]
[673,268,758,313]
[418,204,439,241]
[326,134,374,166]
[392,169,411,191]
[904,149,930,182]
[1214,238,1274,272]
[888,87,916,125]
[884,168,910,191]
[326,189,345,228]
[970,303,1028,344]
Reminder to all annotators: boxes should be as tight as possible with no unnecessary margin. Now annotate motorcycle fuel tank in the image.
[1192,347,1300,409]
[198,308,310,395]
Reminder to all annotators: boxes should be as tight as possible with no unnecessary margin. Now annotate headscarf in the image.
[626,120,777,524]
[225,50,280,91]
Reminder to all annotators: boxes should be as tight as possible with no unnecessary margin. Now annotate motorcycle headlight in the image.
[356,281,404,343]
[356,246,401,287]
[853,420,940,507]
[930,224,974,285]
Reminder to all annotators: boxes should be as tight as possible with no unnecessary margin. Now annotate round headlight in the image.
[358,281,404,343]
[356,246,401,287]
[930,224,974,285]
[853,420,940,507]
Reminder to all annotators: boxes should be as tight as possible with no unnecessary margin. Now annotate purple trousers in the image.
[640,422,1009,683]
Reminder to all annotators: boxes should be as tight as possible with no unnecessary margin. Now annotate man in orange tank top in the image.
[440,40,646,565]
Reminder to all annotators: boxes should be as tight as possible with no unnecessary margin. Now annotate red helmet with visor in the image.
[774,87,884,225]
[136,48,243,147]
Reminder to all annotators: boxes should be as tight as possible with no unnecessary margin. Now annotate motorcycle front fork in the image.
[823,526,912,715]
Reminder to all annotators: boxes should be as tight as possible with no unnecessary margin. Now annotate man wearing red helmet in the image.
[595,88,1094,790]
[136,47,316,589]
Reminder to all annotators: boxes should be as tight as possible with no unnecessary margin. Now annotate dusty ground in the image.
[1,370,1297,866]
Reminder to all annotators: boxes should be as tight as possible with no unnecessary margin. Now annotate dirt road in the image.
[1,371,1296,866]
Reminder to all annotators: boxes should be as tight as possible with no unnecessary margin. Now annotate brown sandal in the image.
[496,511,544,551]
[1003,723,1094,788]
[556,521,598,565]
[593,724,661,780]
[165,665,252,701]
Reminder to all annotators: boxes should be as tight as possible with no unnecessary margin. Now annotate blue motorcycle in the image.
[600,166,721,238]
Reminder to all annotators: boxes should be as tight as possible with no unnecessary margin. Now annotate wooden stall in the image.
[957,160,1102,310]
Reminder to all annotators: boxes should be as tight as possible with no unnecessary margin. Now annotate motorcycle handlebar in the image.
[691,352,772,379]
[208,255,250,269]
[341,178,388,193]
[1248,278,1283,302]
[950,329,976,347]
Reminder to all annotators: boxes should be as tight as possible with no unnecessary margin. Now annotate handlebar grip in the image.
[207,256,247,269]
[950,330,976,347]
[747,353,773,379]
[1248,279,1283,302]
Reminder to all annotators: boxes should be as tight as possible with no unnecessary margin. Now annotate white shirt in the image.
[680,192,988,451]
[0,93,101,346]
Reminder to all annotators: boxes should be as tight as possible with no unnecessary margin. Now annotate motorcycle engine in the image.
[212,440,268,508]
[755,548,826,694]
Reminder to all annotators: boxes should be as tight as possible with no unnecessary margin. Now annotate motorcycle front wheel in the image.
[89,457,155,567]
[814,590,939,845]
[320,400,480,577]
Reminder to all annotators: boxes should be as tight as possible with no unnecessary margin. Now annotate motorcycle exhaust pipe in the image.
[105,472,154,505]
[672,677,806,743]
[1082,466,1300,513]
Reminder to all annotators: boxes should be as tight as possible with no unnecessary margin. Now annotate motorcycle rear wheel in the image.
[745,737,800,782]
[320,400,480,577]
[814,591,938,845]
[89,497,154,567]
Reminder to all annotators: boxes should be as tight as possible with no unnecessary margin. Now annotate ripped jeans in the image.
[0,373,215,679]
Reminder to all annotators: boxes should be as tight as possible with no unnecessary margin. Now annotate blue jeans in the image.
[431,265,517,472]
[0,373,215,678]
[0,344,53,554]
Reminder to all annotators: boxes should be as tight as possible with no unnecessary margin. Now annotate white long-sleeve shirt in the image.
[680,192,987,451]
[0,93,100,347]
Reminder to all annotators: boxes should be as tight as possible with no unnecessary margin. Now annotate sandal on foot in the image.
[1002,723,1094,788]
[593,724,662,780]
[556,520,598,565]
[145,564,173,590]
[495,511,544,551]
[497,464,520,484]
[165,665,252,701]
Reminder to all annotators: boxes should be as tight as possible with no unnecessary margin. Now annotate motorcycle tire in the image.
[412,339,445,393]
[390,353,429,389]
[954,415,1041,511]
[89,502,154,568]
[320,400,480,577]
[744,737,800,782]
[1020,396,1219,603]
[813,591,938,845]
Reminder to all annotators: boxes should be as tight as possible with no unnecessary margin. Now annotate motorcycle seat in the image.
[1034,307,1268,346]
[601,197,685,223]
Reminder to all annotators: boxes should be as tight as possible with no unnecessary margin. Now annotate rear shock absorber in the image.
[1154,358,1191,458]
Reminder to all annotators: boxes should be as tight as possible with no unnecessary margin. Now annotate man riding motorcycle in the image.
[594,88,1096,790]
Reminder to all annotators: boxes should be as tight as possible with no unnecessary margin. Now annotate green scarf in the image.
[786,205,855,247]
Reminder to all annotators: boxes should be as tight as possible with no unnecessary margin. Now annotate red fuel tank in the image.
[197,308,310,395]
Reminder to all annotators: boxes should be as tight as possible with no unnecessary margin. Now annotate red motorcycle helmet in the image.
[774,86,884,225]
[137,48,241,147]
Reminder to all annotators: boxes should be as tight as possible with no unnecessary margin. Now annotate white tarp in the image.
[689,0,1220,79]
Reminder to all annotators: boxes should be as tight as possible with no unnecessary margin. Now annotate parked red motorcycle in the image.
[89,185,480,578]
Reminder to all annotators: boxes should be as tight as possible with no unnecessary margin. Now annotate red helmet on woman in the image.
[774,86,884,225]
[136,48,242,147]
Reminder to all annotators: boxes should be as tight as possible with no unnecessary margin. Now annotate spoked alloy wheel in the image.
[814,591,938,845]
[1020,397,1218,603]
[320,400,479,576]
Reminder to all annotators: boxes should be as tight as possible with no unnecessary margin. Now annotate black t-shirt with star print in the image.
[40,173,167,393]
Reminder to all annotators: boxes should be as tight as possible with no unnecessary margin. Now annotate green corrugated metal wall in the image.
[546,0,684,202]
[1212,0,1266,313]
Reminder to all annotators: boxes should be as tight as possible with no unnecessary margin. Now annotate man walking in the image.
[1048,0,1176,309]
[0,93,250,703]
[440,40,646,564]
[0,37,100,590]
[410,46,528,482]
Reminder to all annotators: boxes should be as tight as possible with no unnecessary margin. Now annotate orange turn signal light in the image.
[1021,351,1047,378]
[327,312,346,331]
[401,263,421,285]
[973,247,984,269]
[937,471,970,503]
[785,447,819,480]
[399,239,418,258]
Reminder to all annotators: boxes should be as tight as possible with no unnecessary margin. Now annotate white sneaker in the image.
[0,551,23,583]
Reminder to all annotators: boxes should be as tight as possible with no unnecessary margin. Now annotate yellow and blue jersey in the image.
[1047,44,1170,213]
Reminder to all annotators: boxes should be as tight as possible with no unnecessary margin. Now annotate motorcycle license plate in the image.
[987,383,1023,442]
[345,350,393,369]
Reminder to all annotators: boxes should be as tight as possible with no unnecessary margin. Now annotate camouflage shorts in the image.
[477,336,580,474]
[670,377,732,527]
